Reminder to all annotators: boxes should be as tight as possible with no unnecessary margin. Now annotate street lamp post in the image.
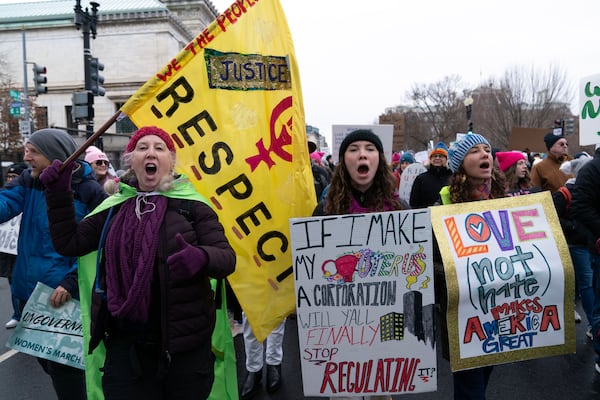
[74,0,101,148]
[464,96,474,133]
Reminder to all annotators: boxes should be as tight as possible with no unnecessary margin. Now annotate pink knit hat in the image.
[310,151,325,163]
[126,126,175,153]
[84,145,109,164]
[496,151,526,172]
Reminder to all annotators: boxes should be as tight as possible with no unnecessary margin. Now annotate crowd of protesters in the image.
[2,126,599,400]
[402,131,600,391]
[310,128,599,399]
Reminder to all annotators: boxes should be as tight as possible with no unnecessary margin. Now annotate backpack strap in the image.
[94,207,115,301]
[557,186,572,208]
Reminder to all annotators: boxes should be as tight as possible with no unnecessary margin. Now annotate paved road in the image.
[2,277,600,399]
[236,316,600,400]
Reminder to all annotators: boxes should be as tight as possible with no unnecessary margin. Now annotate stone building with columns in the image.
[0,0,219,167]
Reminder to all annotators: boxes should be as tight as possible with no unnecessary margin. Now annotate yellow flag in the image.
[120,0,315,341]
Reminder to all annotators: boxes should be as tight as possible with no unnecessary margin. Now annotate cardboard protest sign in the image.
[508,127,549,154]
[6,282,84,370]
[430,192,575,372]
[290,209,437,397]
[398,163,427,205]
[0,214,21,255]
[579,73,600,146]
[331,124,394,165]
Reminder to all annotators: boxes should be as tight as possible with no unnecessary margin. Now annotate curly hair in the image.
[503,163,532,193]
[323,151,402,215]
[447,165,507,203]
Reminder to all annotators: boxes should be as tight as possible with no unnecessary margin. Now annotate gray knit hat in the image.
[448,133,490,172]
[28,128,76,162]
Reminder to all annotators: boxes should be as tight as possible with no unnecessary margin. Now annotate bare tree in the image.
[408,75,471,147]
[474,64,573,149]
[393,65,575,152]
[0,54,27,161]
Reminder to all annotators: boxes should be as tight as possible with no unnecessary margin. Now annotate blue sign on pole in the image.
[10,101,22,108]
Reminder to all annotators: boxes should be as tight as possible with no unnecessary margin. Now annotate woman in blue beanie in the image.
[438,133,506,399]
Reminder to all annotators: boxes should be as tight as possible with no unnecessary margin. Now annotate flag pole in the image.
[61,111,121,170]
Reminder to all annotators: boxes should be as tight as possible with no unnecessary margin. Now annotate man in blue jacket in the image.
[0,128,107,400]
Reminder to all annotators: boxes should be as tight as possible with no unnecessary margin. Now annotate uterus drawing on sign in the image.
[321,249,388,284]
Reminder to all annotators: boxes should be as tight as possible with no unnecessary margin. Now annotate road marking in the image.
[0,349,18,363]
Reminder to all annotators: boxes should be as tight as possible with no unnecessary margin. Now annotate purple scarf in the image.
[104,194,168,322]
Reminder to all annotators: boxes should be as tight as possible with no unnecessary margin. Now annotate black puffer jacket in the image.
[45,189,236,355]
[409,165,452,209]
[571,147,600,248]
[552,182,595,249]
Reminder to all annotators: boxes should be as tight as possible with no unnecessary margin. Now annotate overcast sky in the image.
[212,0,599,148]
[5,0,598,149]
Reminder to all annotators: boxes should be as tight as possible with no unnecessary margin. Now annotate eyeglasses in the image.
[95,160,109,166]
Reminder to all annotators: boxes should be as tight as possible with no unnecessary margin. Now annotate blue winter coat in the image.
[0,161,107,301]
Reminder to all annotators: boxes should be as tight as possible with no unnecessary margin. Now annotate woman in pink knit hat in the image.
[495,151,539,196]
[85,145,117,189]
[40,126,236,399]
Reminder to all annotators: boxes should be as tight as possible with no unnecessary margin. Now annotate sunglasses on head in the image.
[95,160,109,166]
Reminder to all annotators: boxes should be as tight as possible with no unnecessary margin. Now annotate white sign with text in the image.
[290,209,436,397]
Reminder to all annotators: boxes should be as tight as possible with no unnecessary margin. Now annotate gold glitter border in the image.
[429,192,575,372]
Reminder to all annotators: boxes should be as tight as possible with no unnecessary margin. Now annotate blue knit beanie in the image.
[400,152,415,164]
[448,133,490,172]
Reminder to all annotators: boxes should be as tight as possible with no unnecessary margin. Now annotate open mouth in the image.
[145,163,158,175]
[480,161,490,169]
[357,165,369,174]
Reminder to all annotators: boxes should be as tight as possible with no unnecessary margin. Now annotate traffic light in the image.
[564,118,575,135]
[553,119,564,136]
[90,57,105,96]
[32,63,48,95]
[71,91,94,121]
